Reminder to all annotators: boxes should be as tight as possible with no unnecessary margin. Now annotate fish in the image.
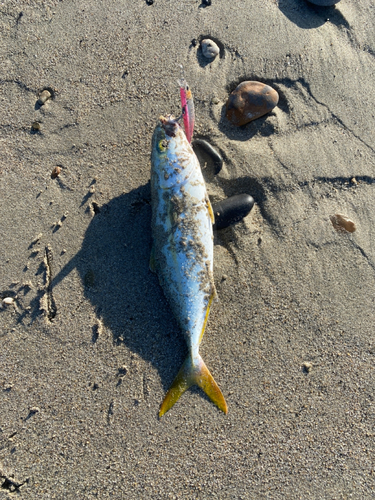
[178,77,195,143]
[150,115,227,417]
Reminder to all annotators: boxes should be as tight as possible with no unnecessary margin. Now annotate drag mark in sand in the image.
[107,401,115,425]
[294,78,375,154]
[350,241,375,274]
[43,245,57,321]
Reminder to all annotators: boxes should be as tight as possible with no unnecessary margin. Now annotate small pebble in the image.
[202,0,212,5]
[212,194,255,230]
[31,121,41,131]
[226,81,279,126]
[51,166,61,179]
[37,90,51,105]
[201,39,220,60]
[2,297,14,306]
[306,0,340,5]
[302,362,313,373]
[330,214,356,233]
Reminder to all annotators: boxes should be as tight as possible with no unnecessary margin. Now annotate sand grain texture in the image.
[0,0,374,498]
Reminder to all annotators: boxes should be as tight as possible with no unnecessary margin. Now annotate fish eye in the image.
[158,139,168,152]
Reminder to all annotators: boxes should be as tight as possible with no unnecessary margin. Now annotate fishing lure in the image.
[178,70,195,143]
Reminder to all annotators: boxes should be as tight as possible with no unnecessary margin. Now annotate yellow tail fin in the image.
[159,354,227,417]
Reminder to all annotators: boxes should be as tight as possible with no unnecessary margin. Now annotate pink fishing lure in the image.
[179,78,195,143]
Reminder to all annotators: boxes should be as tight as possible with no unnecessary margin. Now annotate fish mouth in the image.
[159,115,179,137]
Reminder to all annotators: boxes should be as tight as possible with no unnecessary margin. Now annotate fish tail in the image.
[159,353,227,417]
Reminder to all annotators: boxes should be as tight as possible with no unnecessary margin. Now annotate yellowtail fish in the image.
[150,115,227,417]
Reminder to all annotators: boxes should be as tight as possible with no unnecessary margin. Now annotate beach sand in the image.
[1,0,375,498]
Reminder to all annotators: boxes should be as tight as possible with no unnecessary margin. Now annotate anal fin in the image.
[206,194,215,225]
[199,291,215,343]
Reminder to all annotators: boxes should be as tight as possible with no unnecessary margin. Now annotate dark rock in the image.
[192,139,223,174]
[213,194,254,230]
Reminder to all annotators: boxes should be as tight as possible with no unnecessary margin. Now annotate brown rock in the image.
[51,166,61,179]
[330,214,356,233]
[226,81,279,126]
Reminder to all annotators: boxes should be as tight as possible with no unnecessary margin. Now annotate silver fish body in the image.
[150,115,227,417]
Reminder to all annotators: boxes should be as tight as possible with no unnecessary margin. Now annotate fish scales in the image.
[151,115,227,417]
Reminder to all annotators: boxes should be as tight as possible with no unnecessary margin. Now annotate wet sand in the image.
[1,0,375,498]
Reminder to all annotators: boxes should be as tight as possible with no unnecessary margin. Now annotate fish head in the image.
[152,115,178,151]
[151,115,196,190]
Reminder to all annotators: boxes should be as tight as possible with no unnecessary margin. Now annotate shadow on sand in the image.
[278,0,349,30]
[52,183,187,391]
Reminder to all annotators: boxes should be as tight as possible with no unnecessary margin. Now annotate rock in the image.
[2,297,14,306]
[31,121,41,131]
[330,214,356,233]
[302,361,313,374]
[192,139,223,174]
[201,39,219,60]
[37,89,51,105]
[212,194,254,230]
[306,0,340,5]
[51,166,61,179]
[226,81,279,126]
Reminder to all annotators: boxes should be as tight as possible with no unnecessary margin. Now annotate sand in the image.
[1,0,375,498]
